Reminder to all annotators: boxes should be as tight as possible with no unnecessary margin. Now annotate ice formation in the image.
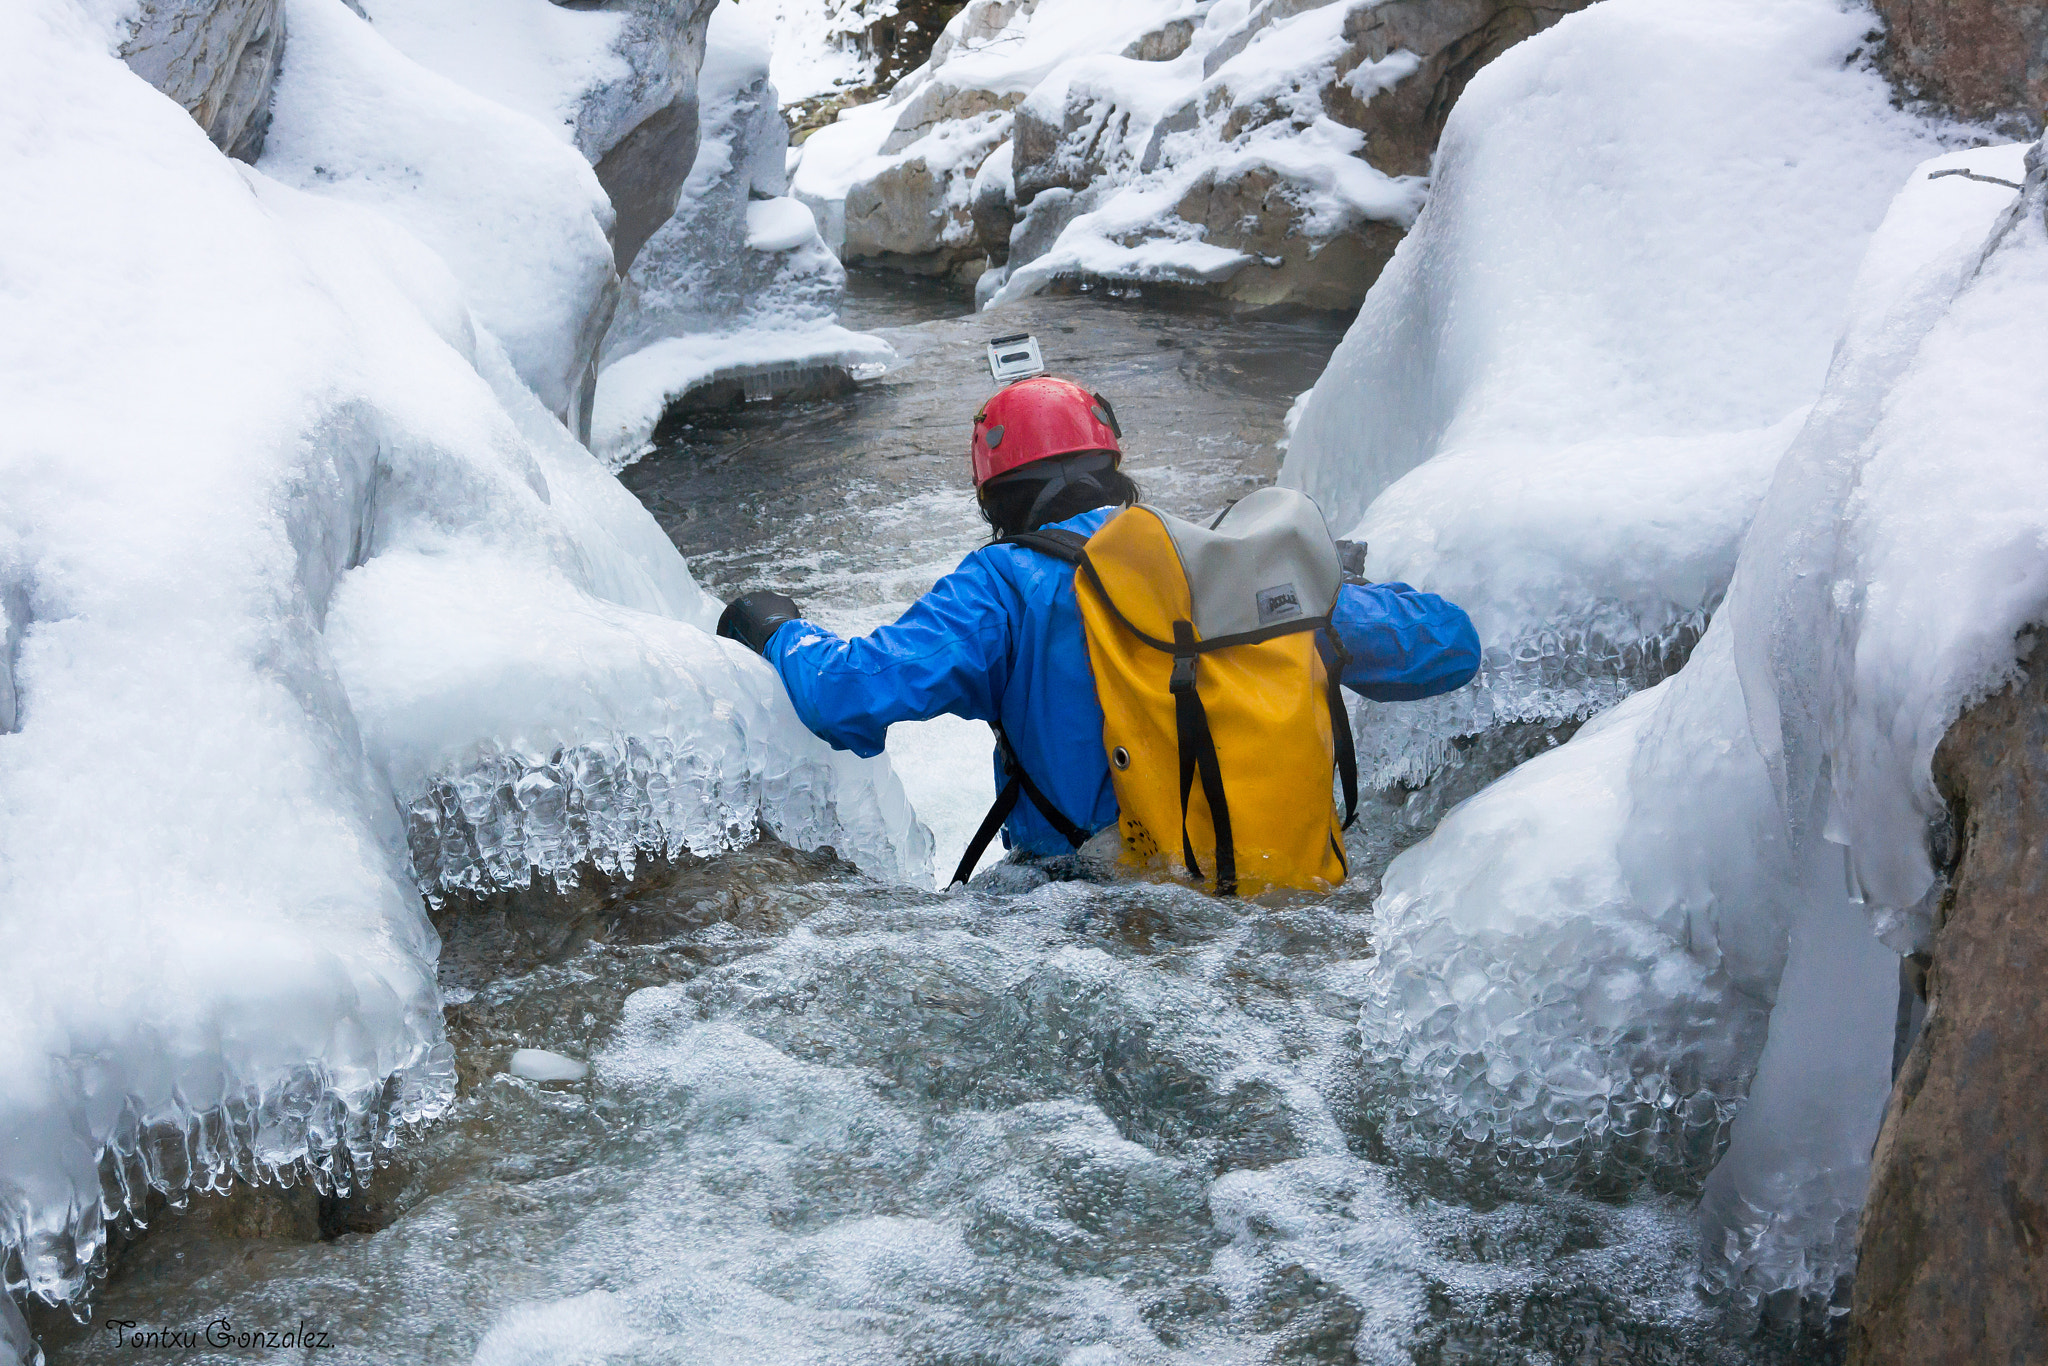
[789,0,1433,305]
[1280,0,1962,791]
[592,1,897,467]
[0,0,925,1320]
[1298,0,2045,1318]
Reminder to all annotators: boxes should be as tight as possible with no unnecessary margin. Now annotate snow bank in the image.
[592,325,896,468]
[352,0,633,152]
[0,0,925,1314]
[1280,0,1957,789]
[594,1,894,466]
[261,0,618,421]
[1328,0,2037,1312]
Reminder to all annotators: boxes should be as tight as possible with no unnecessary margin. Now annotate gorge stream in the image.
[50,288,1829,1366]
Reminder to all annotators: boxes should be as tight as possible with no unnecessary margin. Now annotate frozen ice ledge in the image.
[0,0,929,1319]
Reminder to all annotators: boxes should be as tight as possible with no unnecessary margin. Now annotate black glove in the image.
[1334,539,1371,585]
[718,590,803,654]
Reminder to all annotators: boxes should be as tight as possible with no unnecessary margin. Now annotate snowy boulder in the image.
[969,137,1017,264]
[1280,0,1956,793]
[260,0,619,429]
[805,0,1593,307]
[594,1,892,465]
[119,0,286,161]
[356,0,720,270]
[1349,109,2040,1320]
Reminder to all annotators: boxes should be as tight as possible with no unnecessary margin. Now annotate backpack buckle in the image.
[1170,620,1198,693]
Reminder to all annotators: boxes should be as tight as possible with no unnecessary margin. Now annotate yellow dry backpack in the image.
[953,486,1359,896]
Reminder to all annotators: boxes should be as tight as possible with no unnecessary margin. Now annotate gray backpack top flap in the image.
[1150,486,1341,640]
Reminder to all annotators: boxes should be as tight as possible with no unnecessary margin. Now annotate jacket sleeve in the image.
[1331,581,1481,701]
[760,552,1015,758]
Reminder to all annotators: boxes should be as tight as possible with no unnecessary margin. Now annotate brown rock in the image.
[1849,634,2048,1365]
[1172,166,1408,310]
[1121,18,1196,62]
[1874,0,2048,132]
[843,153,986,273]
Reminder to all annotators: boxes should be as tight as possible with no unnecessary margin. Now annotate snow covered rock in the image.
[260,0,620,429]
[118,0,285,162]
[1338,41,2036,1320]
[796,0,1593,307]
[355,0,720,270]
[0,0,926,1316]
[1280,0,1958,794]
[591,2,894,466]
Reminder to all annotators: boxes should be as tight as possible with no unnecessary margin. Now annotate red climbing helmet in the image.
[970,375,1122,487]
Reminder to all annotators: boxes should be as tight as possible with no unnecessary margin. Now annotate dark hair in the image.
[979,453,1139,539]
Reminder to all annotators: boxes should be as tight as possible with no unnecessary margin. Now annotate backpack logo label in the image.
[1256,583,1301,625]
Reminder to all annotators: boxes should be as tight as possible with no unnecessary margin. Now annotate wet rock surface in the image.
[1850,635,2048,1365]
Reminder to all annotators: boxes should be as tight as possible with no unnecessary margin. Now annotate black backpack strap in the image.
[1170,620,1237,897]
[951,775,1023,887]
[1325,632,1359,831]
[999,527,1089,563]
[949,723,1088,887]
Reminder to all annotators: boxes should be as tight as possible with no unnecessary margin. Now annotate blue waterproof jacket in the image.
[765,506,1481,856]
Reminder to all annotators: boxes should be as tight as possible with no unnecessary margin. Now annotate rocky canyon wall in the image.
[120,0,286,161]
[1852,631,2048,1365]
[793,0,1596,312]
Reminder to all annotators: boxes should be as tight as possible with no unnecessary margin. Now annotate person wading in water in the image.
[719,374,1480,892]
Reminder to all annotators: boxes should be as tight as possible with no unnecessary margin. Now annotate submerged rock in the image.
[1851,633,2048,1365]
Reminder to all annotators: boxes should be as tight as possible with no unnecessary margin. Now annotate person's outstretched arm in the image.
[757,555,1016,758]
[1330,581,1481,701]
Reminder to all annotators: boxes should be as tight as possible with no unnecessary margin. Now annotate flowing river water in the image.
[45,284,1833,1366]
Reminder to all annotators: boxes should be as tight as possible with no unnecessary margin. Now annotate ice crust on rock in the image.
[1321,3,2040,1315]
[593,0,896,466]
[1736,137,2048,951]
[1280,0,1959,790]
[0,0,926,1316]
